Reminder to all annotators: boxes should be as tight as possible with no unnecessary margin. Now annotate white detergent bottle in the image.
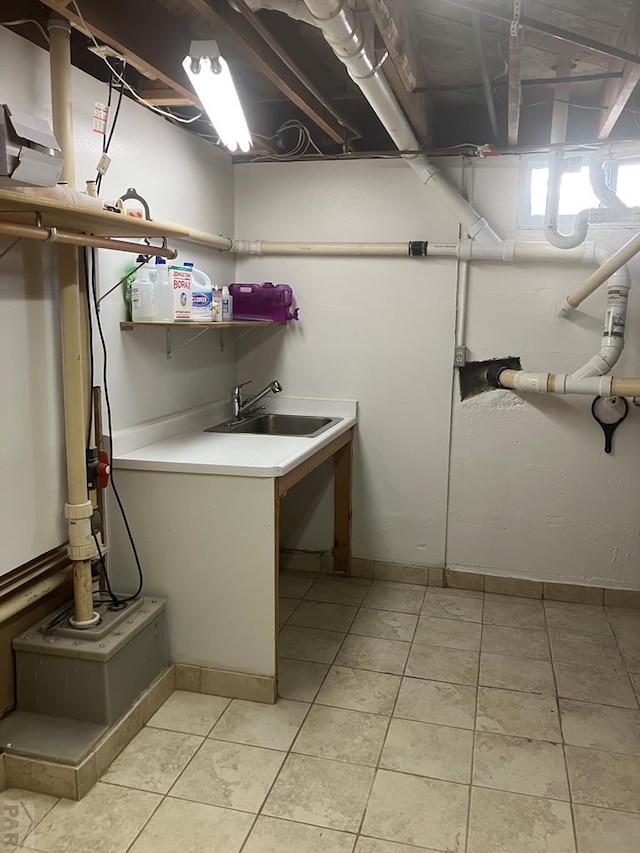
[211,285,223,322]
[153,257,172,322]
[131,264,154,322]
[221,285,233,321]
[185,262,213,322]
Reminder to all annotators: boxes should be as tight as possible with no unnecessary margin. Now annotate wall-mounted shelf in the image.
[120,321,279,330]
[0,187,233,253]
[120,320,284,358]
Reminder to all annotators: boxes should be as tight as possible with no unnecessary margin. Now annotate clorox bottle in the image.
[185,262,213,322]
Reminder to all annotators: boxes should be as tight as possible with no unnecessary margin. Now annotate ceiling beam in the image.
[38,0,199,105]
[179,0,350,143]
[507,29,524,146]
[438,0,640,68]
[366,0,422,92]
[137,88,195,106]
[471,12,498,140]
[599,0,640,139]
[364,1,431,142]
[232,0,359,140]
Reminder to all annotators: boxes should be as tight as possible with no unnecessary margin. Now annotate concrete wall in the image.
[235,157,640,589]
[0,26,236,576]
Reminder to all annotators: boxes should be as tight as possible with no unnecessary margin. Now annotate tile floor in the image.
[2,573,640,852]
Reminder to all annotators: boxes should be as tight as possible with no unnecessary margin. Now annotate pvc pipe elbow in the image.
[543,211,589,250]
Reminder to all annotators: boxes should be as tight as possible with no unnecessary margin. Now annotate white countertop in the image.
[112,397,357,477]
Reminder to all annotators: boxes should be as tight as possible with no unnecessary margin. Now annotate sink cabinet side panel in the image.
[106,469,277,677]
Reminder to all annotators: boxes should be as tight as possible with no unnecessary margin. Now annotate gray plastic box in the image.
[13,597,168,725]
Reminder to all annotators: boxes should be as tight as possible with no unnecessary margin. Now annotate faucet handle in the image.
[235,380,253,390]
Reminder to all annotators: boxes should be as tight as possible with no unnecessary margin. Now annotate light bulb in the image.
[183,53,252,154]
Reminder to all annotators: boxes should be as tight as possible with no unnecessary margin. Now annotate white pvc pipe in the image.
[496,369,640,398]
[300,0,502,245]
[256,241,412,256]
[232,238,607,261]
[543,145,590,250]
[589,141,640,210]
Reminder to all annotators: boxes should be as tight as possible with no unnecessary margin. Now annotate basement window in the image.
[520,155,640,226]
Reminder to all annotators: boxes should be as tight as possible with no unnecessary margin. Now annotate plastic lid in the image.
[155,257,167,264]
[184,262,194,268]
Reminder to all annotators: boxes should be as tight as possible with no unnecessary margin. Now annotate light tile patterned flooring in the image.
[2,573,640,852]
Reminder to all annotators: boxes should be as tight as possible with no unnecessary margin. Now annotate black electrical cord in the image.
[84,249,120,607]
[89,247,144,602]
[96,71,125,194]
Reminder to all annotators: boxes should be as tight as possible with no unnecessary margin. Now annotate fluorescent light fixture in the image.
[183,40,252,153]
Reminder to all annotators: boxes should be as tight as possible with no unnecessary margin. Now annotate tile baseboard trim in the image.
[175,663,277,704]
[280,553,639,604]
[2,665,175,800]
[279,550,334,574]
[445,568,640,606]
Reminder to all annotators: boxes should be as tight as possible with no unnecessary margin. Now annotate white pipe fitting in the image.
[232,239,263,254]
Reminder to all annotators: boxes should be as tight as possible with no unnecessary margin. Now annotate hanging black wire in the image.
[96,68,125,194]
[89,248,144,602]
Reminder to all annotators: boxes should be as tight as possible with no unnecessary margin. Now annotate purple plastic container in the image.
[229,282,299,323]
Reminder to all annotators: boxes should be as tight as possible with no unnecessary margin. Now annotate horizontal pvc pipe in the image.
[258,241,413,256]
[235,239,588,261]
[0,568,72,625]
[0,220,178,258]
[496,369,640,398]
[611,377,640,396]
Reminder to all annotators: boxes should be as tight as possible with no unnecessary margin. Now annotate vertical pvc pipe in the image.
[48,17,97,627]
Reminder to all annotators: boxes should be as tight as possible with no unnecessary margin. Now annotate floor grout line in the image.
[22,577,638,851]
[464,592,484,853]
[541,593,580,853]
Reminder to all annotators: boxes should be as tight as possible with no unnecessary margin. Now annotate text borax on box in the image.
[169,266,192,321]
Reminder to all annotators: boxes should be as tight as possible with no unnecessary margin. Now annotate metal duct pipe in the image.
[300,0,502,244]
[48,16,98,628]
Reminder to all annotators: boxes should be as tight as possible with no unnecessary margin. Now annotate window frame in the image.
[518,154,615,228]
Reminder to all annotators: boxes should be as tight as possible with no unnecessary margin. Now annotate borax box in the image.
[169,266,192,321]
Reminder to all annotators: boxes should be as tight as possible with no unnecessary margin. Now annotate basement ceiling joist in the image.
[599,0,640,138]
[38,0,200,105]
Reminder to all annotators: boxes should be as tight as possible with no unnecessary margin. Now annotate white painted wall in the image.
[235,160,460,568]
[235,157,640,589]
[0,27,236,575]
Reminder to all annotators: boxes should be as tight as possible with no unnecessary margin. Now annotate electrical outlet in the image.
[454,345,467,367]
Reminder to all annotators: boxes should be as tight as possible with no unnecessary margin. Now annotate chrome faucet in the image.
[232,379,282,420]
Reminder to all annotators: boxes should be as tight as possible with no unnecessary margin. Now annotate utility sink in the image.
[206,413,342,437]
